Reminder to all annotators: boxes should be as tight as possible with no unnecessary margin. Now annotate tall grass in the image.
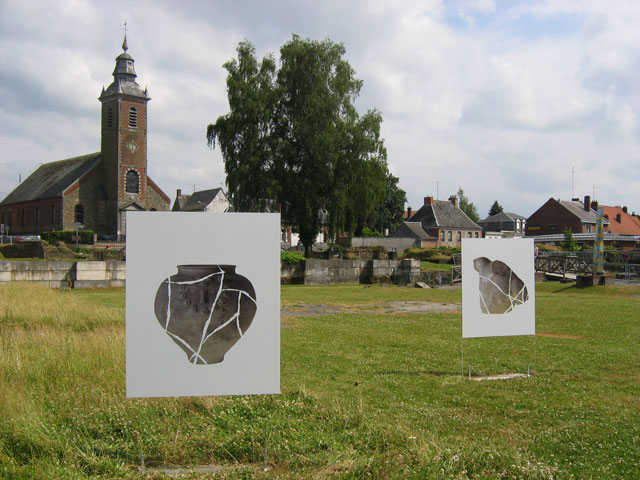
[0,282,639,478]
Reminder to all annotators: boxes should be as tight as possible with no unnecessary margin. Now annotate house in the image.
[478,211,527,238]
[171,188,231,212]
[526,196,608,236]
[408,195,482,247]
[601,205,640,236]
[0,34,170,239]
[391,221,438,248]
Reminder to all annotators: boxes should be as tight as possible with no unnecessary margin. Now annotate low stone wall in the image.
[350,237,417,252]
[280,259,420,286]
[0,260,125,288]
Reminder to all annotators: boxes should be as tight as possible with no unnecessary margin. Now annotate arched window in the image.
[75,204,84,224]
[7,212,11,228]
[128,106,138,128]
[20,209,25,227]
[107,107,113,128]
[125,170,140,193]
[0,212,4,225]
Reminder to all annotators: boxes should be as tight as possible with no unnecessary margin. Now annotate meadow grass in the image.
[0,282,639,478]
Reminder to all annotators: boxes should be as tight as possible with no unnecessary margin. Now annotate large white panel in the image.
[462,238,535,338]
[126,212,280,397]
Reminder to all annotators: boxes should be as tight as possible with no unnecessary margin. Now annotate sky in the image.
[1,0,639,218]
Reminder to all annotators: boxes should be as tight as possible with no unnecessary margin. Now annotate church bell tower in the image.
[99,33,150,238]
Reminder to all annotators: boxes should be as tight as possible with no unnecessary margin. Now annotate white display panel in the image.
[462,238,535,338]
[126,212,280,397]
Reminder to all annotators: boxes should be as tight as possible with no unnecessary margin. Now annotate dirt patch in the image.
[537,331,585,339]
[281,301,460,318]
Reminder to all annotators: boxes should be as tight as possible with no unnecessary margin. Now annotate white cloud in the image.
[1,0,639,218]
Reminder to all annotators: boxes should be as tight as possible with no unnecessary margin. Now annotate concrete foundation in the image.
[0,260,125,288]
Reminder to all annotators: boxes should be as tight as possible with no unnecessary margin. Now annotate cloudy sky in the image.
[1,0,639,218]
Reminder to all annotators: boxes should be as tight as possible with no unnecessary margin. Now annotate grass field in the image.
[1,282,639,479]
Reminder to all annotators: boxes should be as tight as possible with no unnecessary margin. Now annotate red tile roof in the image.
[601,206,640,235]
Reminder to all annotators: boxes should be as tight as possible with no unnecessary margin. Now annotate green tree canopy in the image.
[457,187,480,223]
[488,200,504,217]
[373,172,407,235]
[208,36,389,256]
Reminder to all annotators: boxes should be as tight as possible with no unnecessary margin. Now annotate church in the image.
[0,34,170,240]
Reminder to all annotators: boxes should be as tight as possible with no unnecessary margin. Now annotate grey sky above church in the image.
[1,0,639,217]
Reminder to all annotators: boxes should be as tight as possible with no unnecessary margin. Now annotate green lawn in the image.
[1,282,639,478]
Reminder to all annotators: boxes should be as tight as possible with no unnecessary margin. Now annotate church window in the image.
[7,212,11,228]
[51,205,56,223]
[0,212,3,225]
[35,207,39,226]
[128,106,138,128]
[107,107,113,128]
[75,204,85,224]
[126,170,140,193]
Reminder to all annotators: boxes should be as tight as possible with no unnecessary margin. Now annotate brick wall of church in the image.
[62,168,103,231]
[0,198,62,235]
[145,179,171,211]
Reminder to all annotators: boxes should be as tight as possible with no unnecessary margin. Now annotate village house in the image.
[171,188,231,212]
[0,35,170,239]
[478,211,527,238]
[406,195,482,247]
[526,196,606,236]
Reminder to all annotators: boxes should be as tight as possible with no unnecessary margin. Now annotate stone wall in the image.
[0,260,125,288]
[280,259,420,286]
[350,237,418,252]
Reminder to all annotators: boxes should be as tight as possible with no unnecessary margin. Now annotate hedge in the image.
[41,230,95,245]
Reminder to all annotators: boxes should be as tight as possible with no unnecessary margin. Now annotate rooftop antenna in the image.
[436,180,440,200]
[592,184,600,201]
[571,166,576,198]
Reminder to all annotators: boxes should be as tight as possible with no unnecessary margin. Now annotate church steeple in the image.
[99,34,149,100]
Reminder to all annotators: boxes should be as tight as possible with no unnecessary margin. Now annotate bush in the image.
[361,227,383,237]
[281,251,306,264]
[41,230,95,245]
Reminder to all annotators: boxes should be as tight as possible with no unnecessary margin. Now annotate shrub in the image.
[281,251,306,264]
[41,230,95,245]
[361,227,383,237]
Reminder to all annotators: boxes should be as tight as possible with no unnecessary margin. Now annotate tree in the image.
[457,187,480,223]
[561,228,579,251]
[373,172,407,235]
[208,36,389,256]
[488,200,504,217]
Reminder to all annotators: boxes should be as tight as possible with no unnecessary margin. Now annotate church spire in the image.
[122,20,129,52]
[99,24,149,101]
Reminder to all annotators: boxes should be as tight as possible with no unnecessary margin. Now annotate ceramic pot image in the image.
[473,257,529,314]
[154,265,257,364]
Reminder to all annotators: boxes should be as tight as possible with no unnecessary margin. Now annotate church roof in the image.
[0,153,101,206]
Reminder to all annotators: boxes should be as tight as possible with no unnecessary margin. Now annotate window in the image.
[447,231,452,241]
[549,224,556,231]
[475,232,479,238]
[0,212,3,225]
[440,231,445,241]
[7,212,11,228]
[107,107,113,128]
[516,219,521,232]
[457,231,461,241]
[128,106,138,128]
[35,207,39,226]
[75,204,84,224]
[51,205,56,223]
[468,232,472,238]
[125,170,140,193]
[20,209,25,227]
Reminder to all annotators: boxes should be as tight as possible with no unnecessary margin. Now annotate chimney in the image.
[407,206,412,218]
[449,195,458,206]
[583,195,591,211]
[424,196,434,205]
[571,198,579,202]
[591,200,598,211]
[177,188,182,197]
[616,213,622,224]
[623,206,628,214]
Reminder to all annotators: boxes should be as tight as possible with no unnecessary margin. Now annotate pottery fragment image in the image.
[154,264,257,364]
[473,257,529,314]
